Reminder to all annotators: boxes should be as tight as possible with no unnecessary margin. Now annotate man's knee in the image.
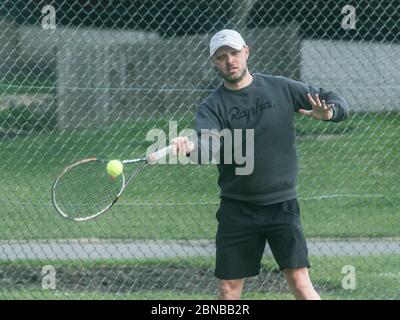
[218,279,244,300]
[291,278,313,293]
[283,268,320,300]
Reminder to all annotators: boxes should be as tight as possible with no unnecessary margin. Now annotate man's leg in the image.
[214,199,267,300]
[264,199,317,299]
[283,267,320,300]
[218,279,245,300]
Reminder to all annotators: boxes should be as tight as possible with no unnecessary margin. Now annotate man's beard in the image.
[220,67,248,84]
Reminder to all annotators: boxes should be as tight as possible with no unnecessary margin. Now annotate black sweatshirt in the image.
[193,73,349,205]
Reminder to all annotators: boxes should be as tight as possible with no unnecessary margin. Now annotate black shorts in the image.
[215,198,310,280]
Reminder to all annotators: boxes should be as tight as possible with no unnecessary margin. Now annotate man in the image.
[171,29,349,300]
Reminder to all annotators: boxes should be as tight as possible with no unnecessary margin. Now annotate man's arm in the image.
[286,78,350,122]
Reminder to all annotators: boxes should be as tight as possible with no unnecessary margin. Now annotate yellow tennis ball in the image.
[107,160,123,177]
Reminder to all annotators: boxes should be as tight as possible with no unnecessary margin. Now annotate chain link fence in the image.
[0,0,399,299]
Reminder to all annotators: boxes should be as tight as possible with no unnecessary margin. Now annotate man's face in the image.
[211,46,249,83]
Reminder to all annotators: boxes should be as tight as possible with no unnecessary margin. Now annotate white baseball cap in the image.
[209,29,246,58]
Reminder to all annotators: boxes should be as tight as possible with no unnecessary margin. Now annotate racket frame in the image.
[51,145,172,221]
[52,157,146,221]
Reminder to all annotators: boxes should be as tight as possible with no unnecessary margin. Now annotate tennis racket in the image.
[51,145,173,222]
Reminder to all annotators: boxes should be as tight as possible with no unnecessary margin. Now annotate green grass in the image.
[0,255,399,300]
[0,290,215,300]
[0,112,399,239]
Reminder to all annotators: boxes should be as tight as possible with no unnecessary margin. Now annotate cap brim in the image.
[210,43,245,58]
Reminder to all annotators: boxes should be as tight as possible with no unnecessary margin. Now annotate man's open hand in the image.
[299,93,334,120]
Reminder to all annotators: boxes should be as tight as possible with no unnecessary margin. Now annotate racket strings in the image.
[53,161,124,219]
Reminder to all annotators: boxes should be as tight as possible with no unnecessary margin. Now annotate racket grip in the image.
[147,145,173,163]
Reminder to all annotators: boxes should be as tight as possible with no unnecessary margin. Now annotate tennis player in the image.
[172,29,349,300]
